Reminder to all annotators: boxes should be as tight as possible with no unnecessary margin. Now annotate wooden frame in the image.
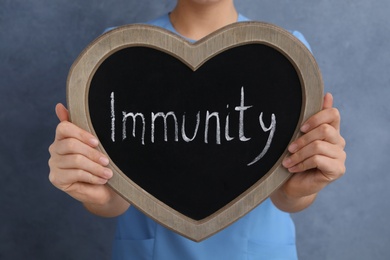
[67,22,323,242]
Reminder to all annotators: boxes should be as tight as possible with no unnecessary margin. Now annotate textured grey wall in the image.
[1,0,389,259]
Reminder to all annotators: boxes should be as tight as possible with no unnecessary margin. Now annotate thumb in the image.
[55,103,69,122]
[322,92,334,110]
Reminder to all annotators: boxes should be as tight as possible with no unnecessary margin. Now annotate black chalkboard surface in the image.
[89,44,301,220]
[67,22,323,241]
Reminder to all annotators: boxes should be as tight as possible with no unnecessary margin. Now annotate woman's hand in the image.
[271,93,346,212]
[48,103,129,217]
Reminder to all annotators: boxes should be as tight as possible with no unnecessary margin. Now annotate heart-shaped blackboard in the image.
[67,22,323,242]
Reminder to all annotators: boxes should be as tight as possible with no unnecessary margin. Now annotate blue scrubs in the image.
[112,13,311,260]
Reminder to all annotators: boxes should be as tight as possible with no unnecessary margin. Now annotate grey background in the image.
[1,0,389,259]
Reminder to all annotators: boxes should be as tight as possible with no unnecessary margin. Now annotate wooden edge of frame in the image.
[66,21,323,242]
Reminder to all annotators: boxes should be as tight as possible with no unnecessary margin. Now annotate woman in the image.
[48,0,346,258]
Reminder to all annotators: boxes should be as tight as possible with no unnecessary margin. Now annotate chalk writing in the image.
[122,111,146,145]
[235,87,252,142]
[182,112,200,142]
[110,87,276,166]
[247,112,276,166]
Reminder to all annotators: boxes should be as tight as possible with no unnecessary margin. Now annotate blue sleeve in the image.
[291,30,313,53]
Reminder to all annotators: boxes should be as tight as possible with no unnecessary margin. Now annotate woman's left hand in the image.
[272,93,346,211]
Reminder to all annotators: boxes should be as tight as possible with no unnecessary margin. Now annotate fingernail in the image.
[104,168,113,179]
[90,138,99,146]
[98,178,108,184]
[99,156,109,166]
[283,157,292,167]
[300,124,310,133]
[288,143,298,153]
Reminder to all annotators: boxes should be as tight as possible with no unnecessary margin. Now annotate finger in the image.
[283,140,344,169]
[285,155,346,182]
[288,124,346,153]
[49,155,112,190]
[282,168,332,198]
[53,138,109,166]
[63,182,113,205]
[49,168,109,190]
[55,103,69,122]
[300,107,341,133]
[55,121,99,148]
[322,93,333,110]
[55,154,112,180]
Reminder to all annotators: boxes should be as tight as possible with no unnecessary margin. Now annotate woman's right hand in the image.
[48,103,129,216]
